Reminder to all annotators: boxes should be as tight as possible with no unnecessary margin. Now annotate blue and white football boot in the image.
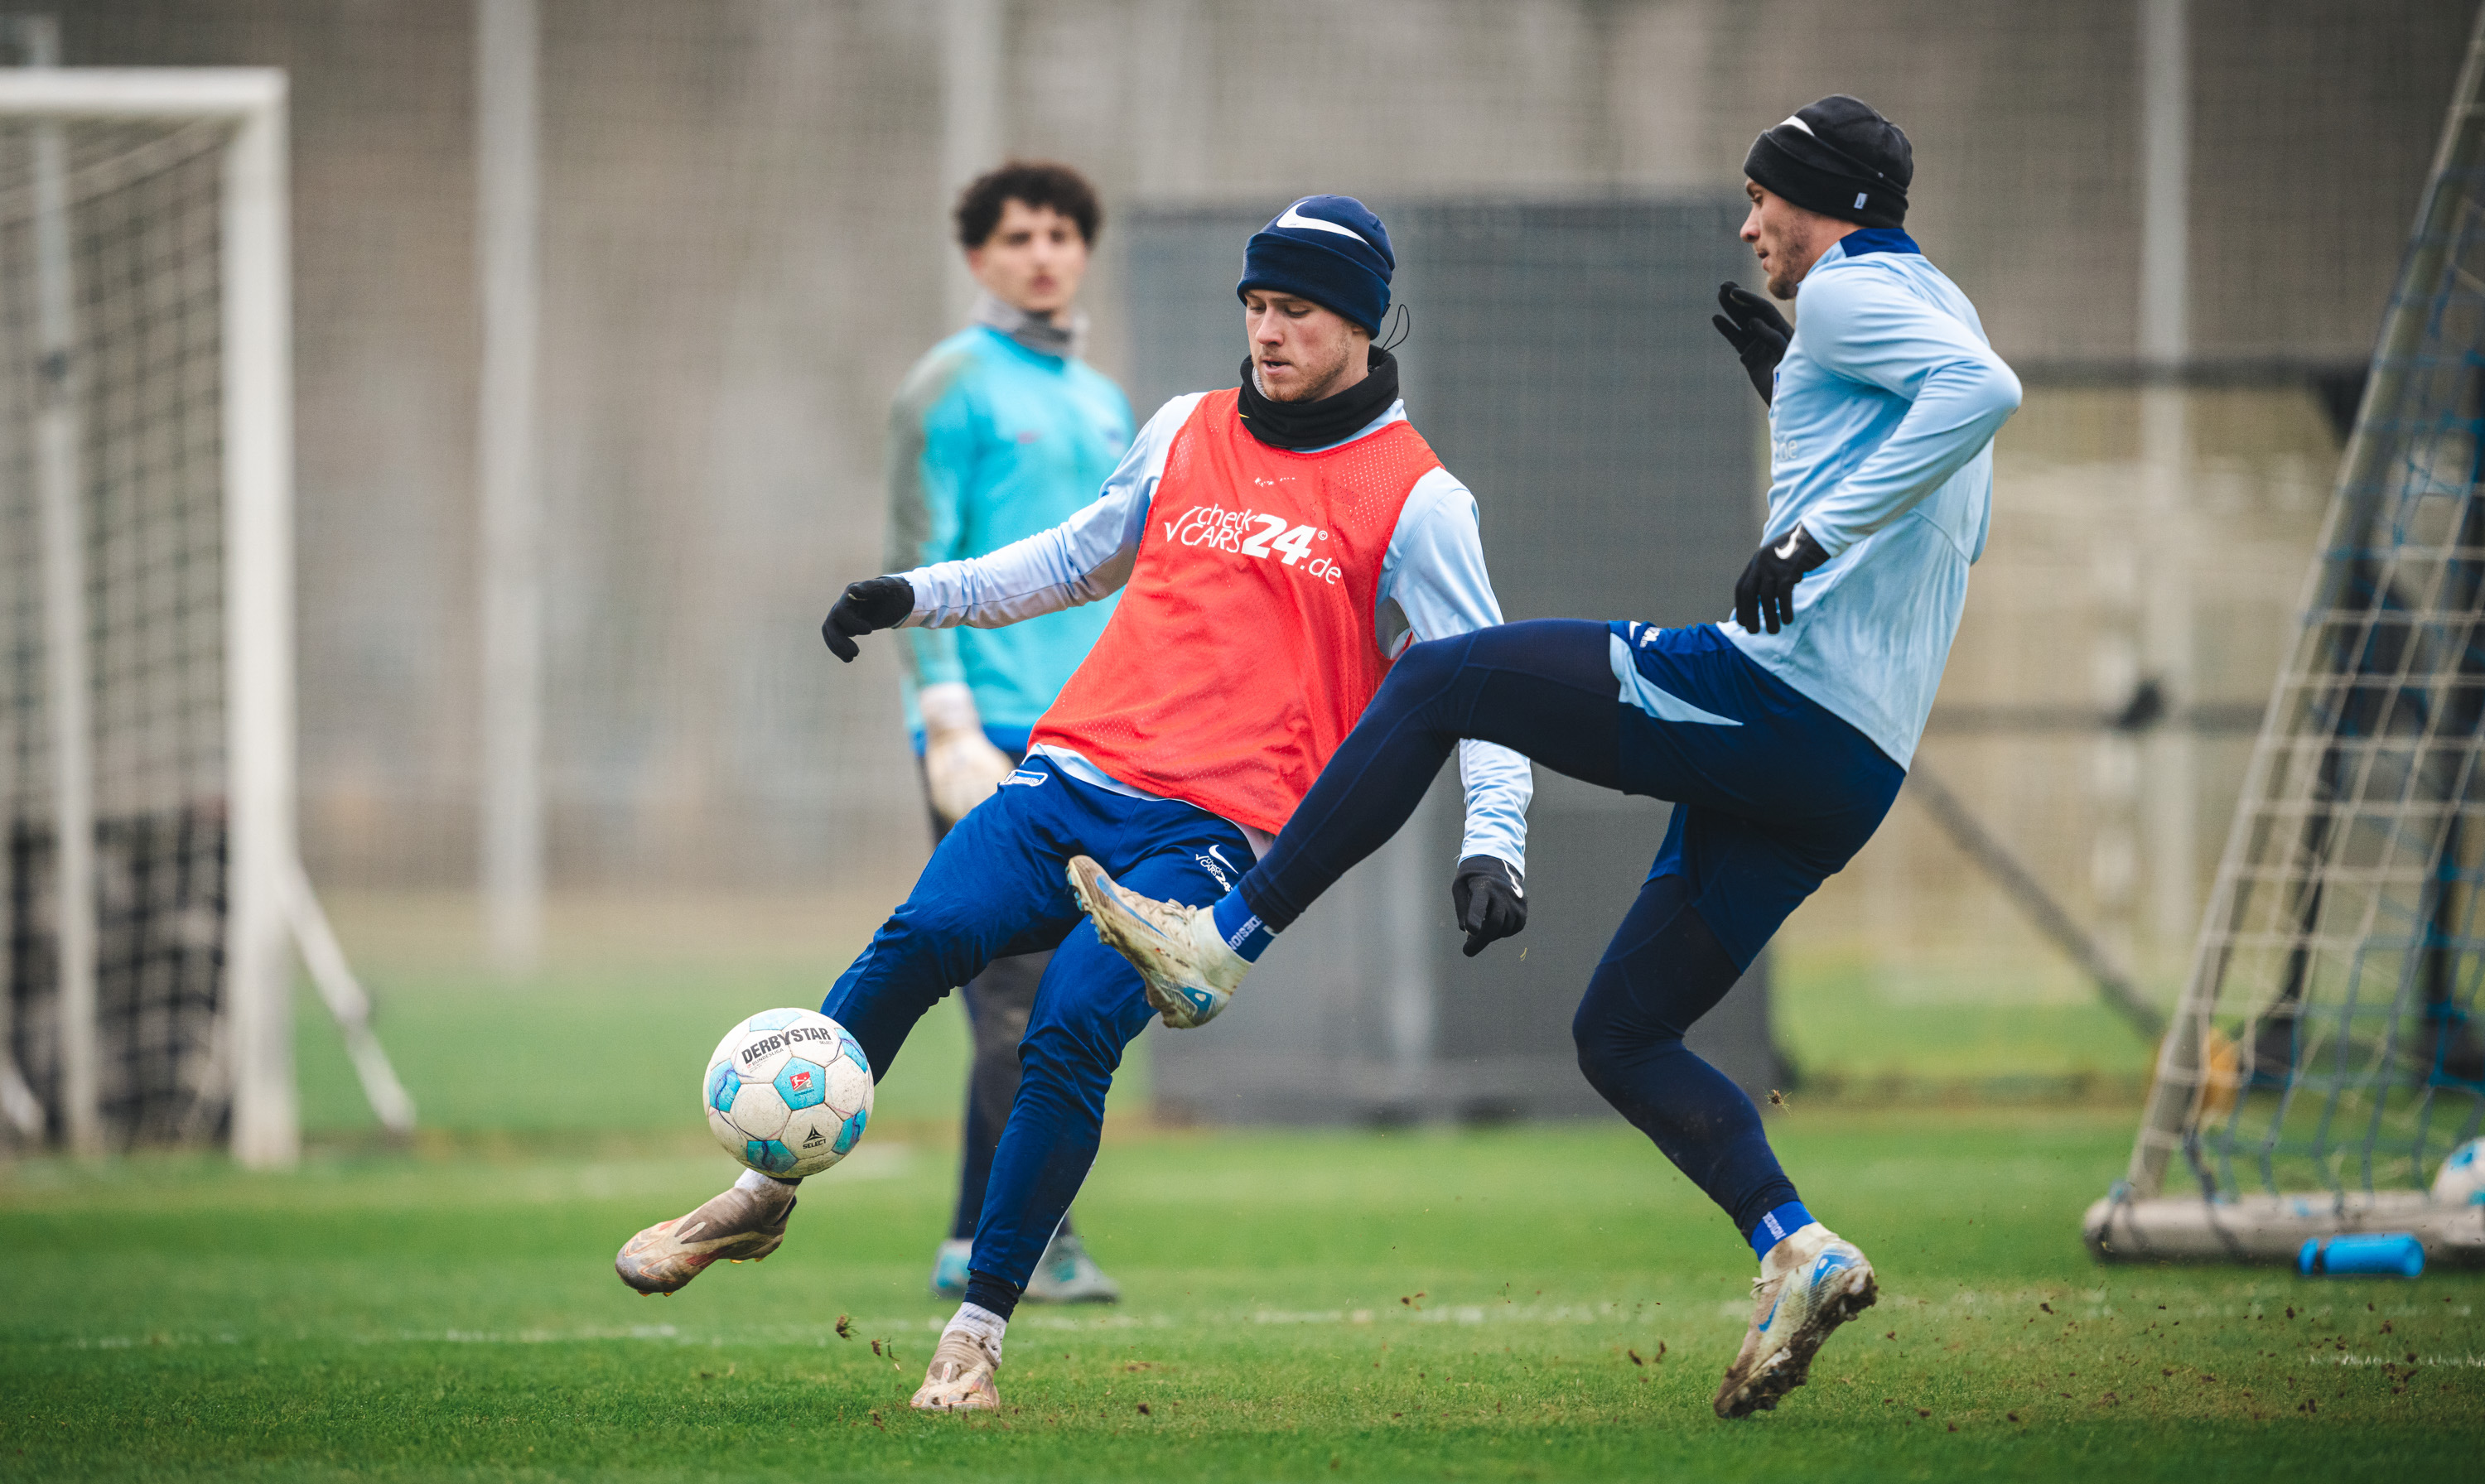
[1711,1222,1878,1418]
[934,1231,1120,1303]
[929,1238,972,1300]
[1066,855,1248,1029]
[1025,1231,1123,1303]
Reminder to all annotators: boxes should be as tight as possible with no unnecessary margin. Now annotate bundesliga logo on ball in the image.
[702,1009,876,1178]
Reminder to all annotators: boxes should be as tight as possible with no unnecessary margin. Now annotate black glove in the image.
[1711,282,1793,405]
[1734,525,1831,635]
[820,576,914,662]
[1450,855,1527,958]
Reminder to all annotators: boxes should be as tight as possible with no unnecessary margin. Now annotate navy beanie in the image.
[1236,195,1393,335]
[1744,94,1912,229]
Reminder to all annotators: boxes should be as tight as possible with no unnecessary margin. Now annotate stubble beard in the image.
[1257,341,1352,404]
[1764,229,1811,301]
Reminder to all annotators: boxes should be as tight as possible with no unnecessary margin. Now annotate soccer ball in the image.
[2432,1137,2485,1206]
[703,1008,874,1178]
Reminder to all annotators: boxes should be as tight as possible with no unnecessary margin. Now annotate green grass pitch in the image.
[5,1106,2481,1482]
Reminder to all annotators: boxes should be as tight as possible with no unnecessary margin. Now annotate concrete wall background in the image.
[18,2,2458,1027]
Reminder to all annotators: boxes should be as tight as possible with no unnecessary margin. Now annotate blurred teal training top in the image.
[882,324,1133,749]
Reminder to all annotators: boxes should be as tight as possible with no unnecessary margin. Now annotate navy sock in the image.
[1748,1200,1817,1261]
[962,1269,1021,1321]
[1209,890,1275,962]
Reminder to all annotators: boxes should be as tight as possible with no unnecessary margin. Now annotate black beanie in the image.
[1743,94,1912,229]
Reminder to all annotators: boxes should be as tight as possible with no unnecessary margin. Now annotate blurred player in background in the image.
[1075,96,2021,1421]
[619,193,1533,1413]
[885,161,1131,1306]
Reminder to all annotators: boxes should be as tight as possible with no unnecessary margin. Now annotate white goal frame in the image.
[0,67,409,1168]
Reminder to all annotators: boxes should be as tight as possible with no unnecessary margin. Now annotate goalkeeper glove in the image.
[1734,525,1831,635]
[919,682,1017,827]
[1450,855,1527,958]
[821,576,914,662]
[1711,282,1793,406]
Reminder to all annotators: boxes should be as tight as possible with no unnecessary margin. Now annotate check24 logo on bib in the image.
[1163,504,1343,585]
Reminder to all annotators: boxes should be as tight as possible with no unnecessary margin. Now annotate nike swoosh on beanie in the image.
[1274,203,1371,243]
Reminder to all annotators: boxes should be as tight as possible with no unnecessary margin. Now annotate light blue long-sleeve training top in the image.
[883,324,1134,749]
[1722,229,2023,768]
[892,392,1534,870]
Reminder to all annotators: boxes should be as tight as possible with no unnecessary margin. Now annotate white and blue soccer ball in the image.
[2431,1137,2485,1206]
[703,1008,874,1178]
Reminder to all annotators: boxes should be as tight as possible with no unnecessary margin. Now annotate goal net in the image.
[0,66,407,1166]
[2091,12,2485,1263]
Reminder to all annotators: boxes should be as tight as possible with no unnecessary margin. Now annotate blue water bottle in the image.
[2298,1233,2425,1277]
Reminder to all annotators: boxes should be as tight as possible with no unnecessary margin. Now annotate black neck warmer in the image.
[1236,345,1400,451]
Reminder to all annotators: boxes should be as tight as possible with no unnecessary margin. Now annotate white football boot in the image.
[1711,1223,1877,1418]
[910,1327,1003,1412]
[1065,855,1249,1028]
[614,1178,796,1295]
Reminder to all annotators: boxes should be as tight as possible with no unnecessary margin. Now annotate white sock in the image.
[735,1167,799,1194]
[1760,1221,1830,1279]
[946,1301,1008,1361]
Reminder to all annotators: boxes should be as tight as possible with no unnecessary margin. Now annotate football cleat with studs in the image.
[1065,855,1247,1029]
[614,1178,796,1295]
[910,1327,1002,1412]
[1712,1223,1877,1419]
[929,1237,972,1300]
[1024,1230,1122,1303]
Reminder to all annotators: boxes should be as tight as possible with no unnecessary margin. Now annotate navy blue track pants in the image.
[823,758,1253,1293]
[1238,618,1904,1240]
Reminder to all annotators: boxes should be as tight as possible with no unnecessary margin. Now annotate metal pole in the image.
[2118,0,2204,1198]
[285,858,414,1137]
[15,15,99,1156]
[476,0,542,974]
[1379,790,1438,1107]
[1905,767,2164,1043]
[223,78,299,1169]
[2137,0,2189,369]
[2137,0,2198,969]
[940,0,1001,327]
